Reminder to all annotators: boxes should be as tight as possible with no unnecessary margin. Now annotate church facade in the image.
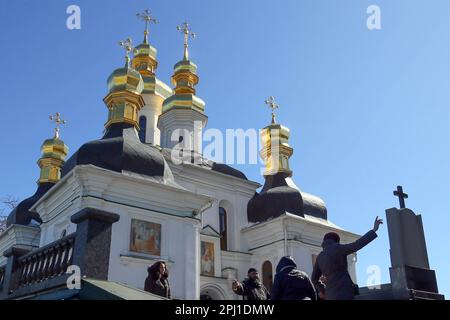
[0,12,361,300]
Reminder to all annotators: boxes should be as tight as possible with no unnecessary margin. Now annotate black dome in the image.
[6,183,53,227]
[247,172,327,223]
[211,163,247,180]
[62,123,175,184]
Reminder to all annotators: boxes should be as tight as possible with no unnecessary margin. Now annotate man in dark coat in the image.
[232,268,270,300]
[311,216,383,300]
[270,256,316,300]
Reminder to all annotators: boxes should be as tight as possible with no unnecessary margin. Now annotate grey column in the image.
[71,208,120,280]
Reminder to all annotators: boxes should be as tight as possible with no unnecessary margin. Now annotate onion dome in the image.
[61,39,175,185]
[247,98,327,223]
[104,38,145,129]
[7,113,69,227]
[131,9,171,96]
[38,136,69,184]
[162,22,206,115]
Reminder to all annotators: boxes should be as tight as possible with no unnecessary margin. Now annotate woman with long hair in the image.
[144,261,171,299]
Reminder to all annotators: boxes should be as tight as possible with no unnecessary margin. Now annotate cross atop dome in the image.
[49,112,66,139]
[119,37,133,67]
[177,22,196,60]
[265,96,279,124]
[136,9,158,44]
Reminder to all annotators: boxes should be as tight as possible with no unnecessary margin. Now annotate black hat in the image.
[248,268,258,274]
[323,232,340,243]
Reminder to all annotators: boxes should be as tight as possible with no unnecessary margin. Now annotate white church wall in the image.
[108,204,202,300]
[243,213,361,284]
[31,165,211,299]
[0,224,40,266]
[168,161,259,254]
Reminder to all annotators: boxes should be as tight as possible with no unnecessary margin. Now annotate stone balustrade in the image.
[12,233,75,290]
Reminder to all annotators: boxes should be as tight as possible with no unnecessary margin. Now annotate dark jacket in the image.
[270,256,317,300]
[311,230,377,300]
[144,276,171,298]
[234,278,270,300]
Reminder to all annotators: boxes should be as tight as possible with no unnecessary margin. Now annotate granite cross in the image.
[393,185,408,209]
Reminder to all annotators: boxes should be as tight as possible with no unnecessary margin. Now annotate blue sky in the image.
[0,0,449,297]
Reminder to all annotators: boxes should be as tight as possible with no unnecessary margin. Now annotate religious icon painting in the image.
[130,219,162,256]
[200,241,215,276]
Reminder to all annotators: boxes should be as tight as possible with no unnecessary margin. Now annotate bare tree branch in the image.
[0,195,18,233]
[1,195,18,210]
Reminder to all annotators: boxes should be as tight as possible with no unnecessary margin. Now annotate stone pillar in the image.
[386,207,441,296]
[0,247,30,298]
[71,208,120,280]
[184,222,201,300]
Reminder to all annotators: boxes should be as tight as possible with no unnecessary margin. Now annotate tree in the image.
[0,195,18,233]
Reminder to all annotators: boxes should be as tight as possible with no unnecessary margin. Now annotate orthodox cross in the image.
[49,112,66,139]
[119,38,133,67]
[393,185,408,209]
[177,22,196,60]
[136,9,158,43]
[265,96,279,124]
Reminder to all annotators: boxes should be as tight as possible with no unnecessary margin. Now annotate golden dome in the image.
[38,114,69,184]
[107,66,144,95]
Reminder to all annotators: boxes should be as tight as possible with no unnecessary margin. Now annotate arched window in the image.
[262,261,273,292]
[219,207,227,251]
[138,116,147,143]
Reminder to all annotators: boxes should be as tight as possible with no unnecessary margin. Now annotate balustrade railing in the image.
[12,233,75,290]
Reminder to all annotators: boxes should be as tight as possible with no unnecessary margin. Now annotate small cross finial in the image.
[136,9,158,44]
[118,38,133,67]
[176,22,196,60]
[393,185,408,209]
[49,112,67,139]
[265,96,279,124]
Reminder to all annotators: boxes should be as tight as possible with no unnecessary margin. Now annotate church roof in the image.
[160,148,248,181]
[6,183,53,227]
[61,123,176,185]
[247,172,327,223]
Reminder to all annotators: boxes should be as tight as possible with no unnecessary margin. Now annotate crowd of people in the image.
[144,216,383,300]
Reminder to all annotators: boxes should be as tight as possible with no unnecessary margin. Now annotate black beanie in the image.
[248,268,258,274]
[323,232,340,243]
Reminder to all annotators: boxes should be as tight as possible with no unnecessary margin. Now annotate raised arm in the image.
[339,216,382,256]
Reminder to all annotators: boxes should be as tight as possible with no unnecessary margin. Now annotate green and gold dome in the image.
[103,38,145,129]
[131,10,172,97]
[37,135,69,184]
[162,23,205,115]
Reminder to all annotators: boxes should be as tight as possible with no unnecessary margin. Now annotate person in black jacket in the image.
[144,261,171,299]
[270,256,316,300]
[232,268,270,300]
[311,216,383,300]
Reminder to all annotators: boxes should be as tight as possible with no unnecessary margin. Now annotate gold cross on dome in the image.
[177,22,196,60]
[119,37,133,67]
[49,112,67,139]
[136,9,158,43]
[265,96,279,124]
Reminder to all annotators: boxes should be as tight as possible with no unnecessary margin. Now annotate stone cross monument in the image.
[386,185,443,299]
